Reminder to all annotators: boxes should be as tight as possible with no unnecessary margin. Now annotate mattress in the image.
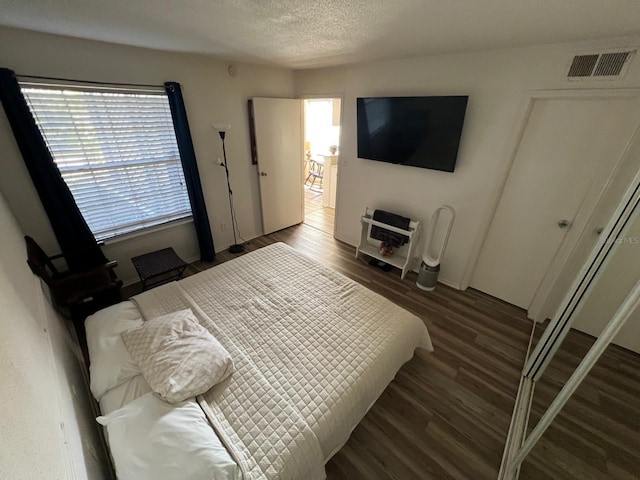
[132,242,433,480]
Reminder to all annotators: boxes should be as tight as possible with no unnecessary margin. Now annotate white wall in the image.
[0,26,294,284]
[0,190,110,479]
[2,25,639,347]
[294,35,640,288]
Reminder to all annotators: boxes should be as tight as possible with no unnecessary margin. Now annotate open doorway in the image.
[303,98,341,236]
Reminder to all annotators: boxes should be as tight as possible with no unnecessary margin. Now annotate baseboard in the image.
[214,242,234,254]
[437,277,463,290]
[334,232,358,248]
[215,230,262,254]
[337,230,463,290]
[184,254,201,264]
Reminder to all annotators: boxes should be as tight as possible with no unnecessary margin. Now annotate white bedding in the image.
[131,242,433,480]
[98,392,240,480]
[84,301,143,400]
[99,374,151,415]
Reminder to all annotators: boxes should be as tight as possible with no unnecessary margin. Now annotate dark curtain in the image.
[165,82,215,262]
[0,68,107,271]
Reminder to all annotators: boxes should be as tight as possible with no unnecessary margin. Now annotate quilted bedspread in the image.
[132,242,433,480]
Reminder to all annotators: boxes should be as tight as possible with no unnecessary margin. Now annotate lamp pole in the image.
[217,129,244,254]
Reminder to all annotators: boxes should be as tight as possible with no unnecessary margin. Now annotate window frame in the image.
[20,82,193,241]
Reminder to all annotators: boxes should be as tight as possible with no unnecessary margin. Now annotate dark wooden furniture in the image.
[25,235,122,317]
[25,235,123,365]
[131,247,187,290]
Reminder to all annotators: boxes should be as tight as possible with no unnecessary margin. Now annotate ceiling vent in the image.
[567,49,635,80]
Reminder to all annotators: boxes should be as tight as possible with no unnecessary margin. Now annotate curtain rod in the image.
[16,73,165,89]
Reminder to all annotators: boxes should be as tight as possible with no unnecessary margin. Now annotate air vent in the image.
[568,55,599,77]
[567,49,635,80]
[593,52,630,76]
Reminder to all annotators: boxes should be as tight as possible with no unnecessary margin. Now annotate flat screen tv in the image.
[357,96,468,172]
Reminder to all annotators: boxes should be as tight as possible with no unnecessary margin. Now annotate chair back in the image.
[25,236,59,286]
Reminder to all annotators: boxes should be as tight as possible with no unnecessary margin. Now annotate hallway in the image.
[304,186,334,236]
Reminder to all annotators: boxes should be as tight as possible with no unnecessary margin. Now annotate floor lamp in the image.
[213,124,244,254]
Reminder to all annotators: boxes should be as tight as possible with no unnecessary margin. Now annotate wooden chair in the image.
[305,158,324,191]
[25,235,123,320]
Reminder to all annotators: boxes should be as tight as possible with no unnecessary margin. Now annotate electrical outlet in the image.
[220,222,228,232]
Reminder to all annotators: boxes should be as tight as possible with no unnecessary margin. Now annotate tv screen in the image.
[357,96,468,172]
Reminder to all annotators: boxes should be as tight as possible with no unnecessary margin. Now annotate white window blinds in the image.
[21,85,192,241]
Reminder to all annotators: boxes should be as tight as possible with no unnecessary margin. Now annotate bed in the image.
[88,242,433,480]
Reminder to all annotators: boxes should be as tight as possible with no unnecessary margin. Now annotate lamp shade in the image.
[212,123,231,133]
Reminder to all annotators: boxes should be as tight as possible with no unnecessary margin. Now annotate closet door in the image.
[519,210,640,479]
[472,94,640,311]
[499,161,640,480]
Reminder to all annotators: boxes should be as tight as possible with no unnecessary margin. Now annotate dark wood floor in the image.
[522,326,640,479]
[123,223,640,479]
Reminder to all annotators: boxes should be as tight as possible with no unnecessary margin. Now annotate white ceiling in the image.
[1,0,640,69]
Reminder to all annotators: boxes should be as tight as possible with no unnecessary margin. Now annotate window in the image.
[21,85,192,241]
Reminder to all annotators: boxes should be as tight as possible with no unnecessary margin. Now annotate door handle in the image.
[558,219,570,228]
[260,171,268,177]
[595,227,604,235]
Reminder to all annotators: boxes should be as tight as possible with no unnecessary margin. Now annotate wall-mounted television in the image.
[356,96,468,172]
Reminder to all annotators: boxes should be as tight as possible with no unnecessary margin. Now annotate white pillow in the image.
[85,301,143,400]
[99,374,152,415]
[97,392,239,480]
[121,309,233,404]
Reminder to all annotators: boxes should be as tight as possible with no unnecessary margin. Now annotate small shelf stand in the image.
[356,208,421,279]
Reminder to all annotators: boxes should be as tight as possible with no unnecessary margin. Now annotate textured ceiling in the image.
[1,0,639,68]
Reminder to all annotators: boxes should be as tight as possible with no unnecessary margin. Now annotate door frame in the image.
[462,88,640,314]
[299,93,345,238]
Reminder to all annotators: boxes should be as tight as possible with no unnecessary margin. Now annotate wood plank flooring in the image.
[123,223,640,479]
[521,326,640,480]
[304,185,335,235]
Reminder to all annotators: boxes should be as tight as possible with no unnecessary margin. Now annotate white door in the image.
[471,96,640,310]
[252,98,303,234]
